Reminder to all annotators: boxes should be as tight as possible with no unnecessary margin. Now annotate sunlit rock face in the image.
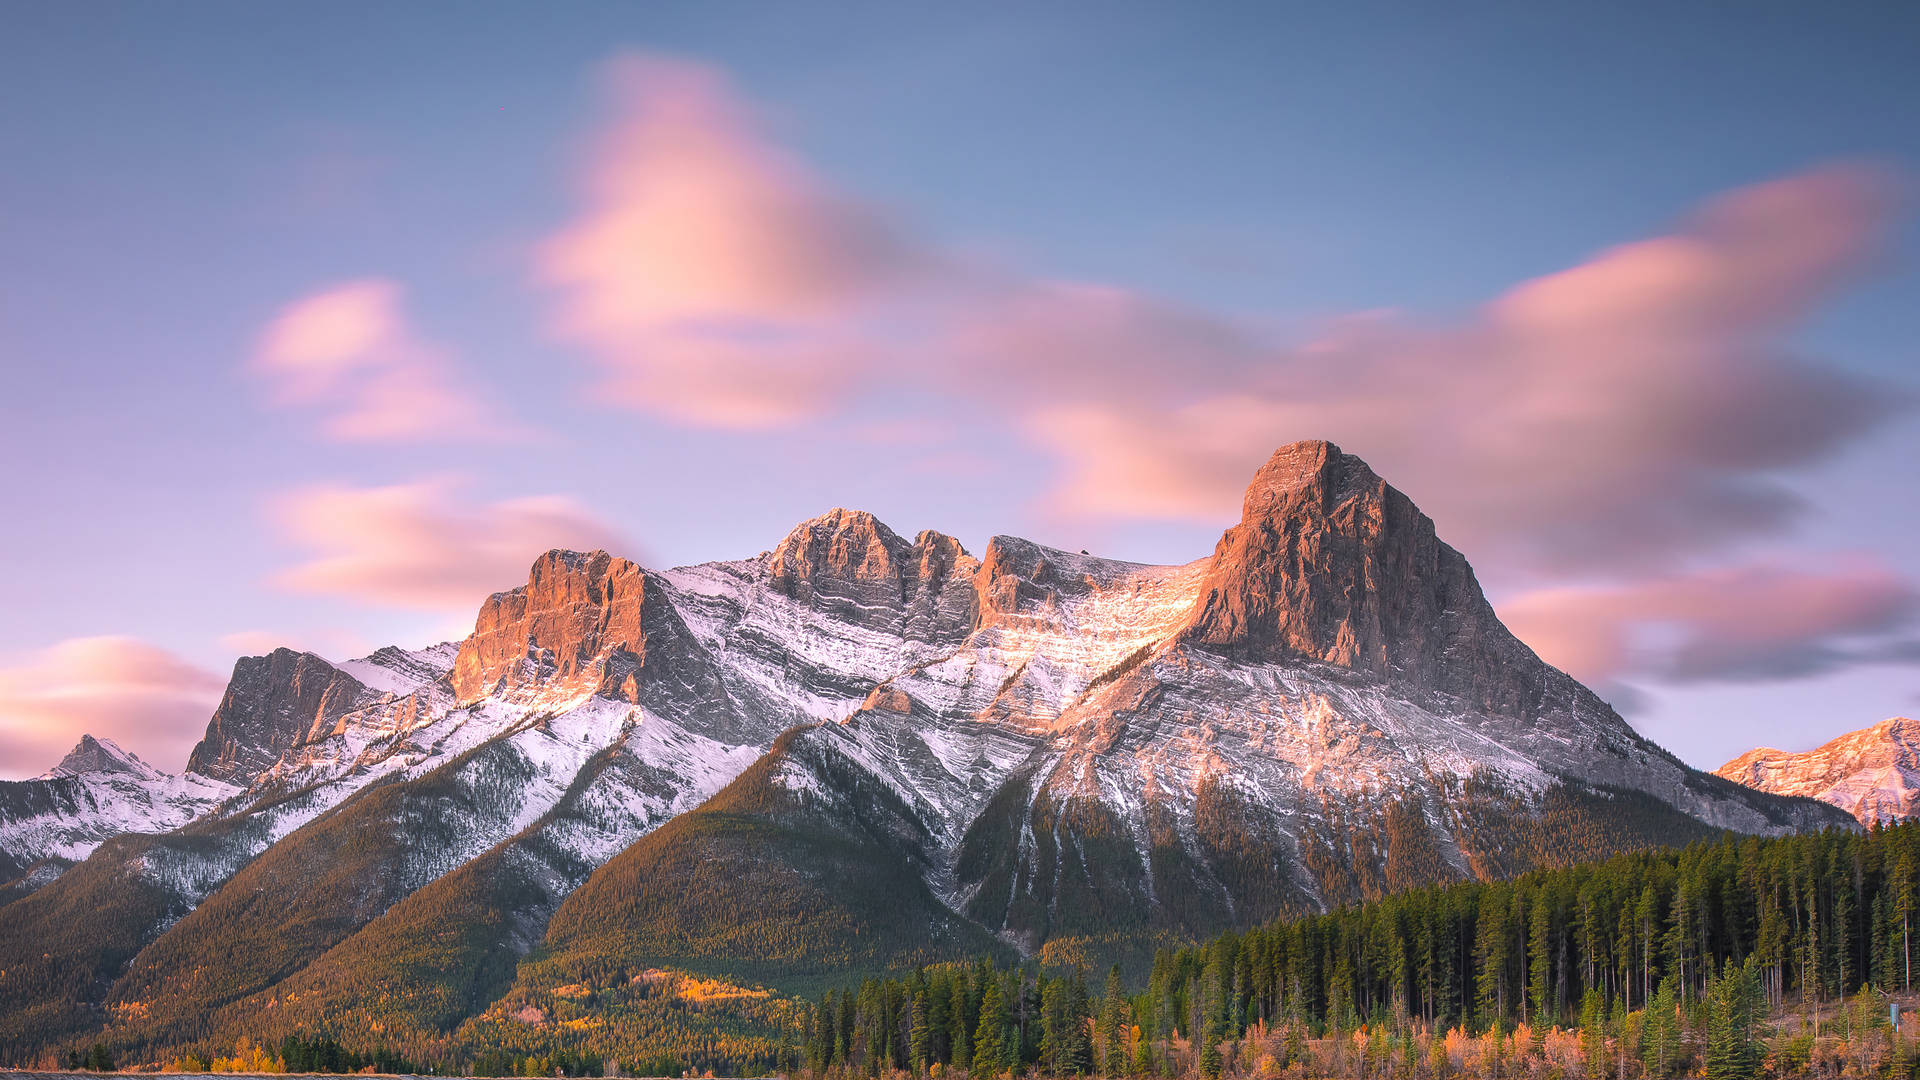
[450,549,730,716]
[1718,717,1920,824]
[1184,440,1553,718]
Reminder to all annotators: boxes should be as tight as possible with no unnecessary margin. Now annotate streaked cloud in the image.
[269,479,627,612]
[218,628,373,662]
[542,58,1905,574]
[0,636,226,779]
[253,279,520,442]
[1500,563,1920,691]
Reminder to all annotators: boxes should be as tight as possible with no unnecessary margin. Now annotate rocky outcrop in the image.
[769,509,979,644]
[42,736,155,780]
[185,649,370,784]
[449,549,744,732]
[1182,440,1586,722]
[1717,717,1920,824]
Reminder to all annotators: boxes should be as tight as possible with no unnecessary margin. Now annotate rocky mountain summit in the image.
[0,440,1851,1059]
[0,735,235,886]
[1717,716,1920,824]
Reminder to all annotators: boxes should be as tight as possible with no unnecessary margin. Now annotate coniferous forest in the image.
[41,820,1920,1079]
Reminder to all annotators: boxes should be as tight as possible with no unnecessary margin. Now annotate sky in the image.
[2,2,1917,778]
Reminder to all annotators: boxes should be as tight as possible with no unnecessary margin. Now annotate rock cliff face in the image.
[185,649,372,784]
[453,545,721,707]
[1183,441,1566,720]
[769,509,979,644]
[1717,717,1920,824]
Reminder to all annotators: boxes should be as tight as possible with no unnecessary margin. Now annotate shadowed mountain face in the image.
[0,440,1850,1063]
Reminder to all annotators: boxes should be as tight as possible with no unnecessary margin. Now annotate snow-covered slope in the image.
[1717,717,1920,824]
[0,736,236,882]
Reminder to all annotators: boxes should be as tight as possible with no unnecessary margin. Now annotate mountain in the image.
[1716,716,1920,824]
[0,440,1850,1065]
[0,735,235,889]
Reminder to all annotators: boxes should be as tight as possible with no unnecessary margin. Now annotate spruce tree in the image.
[1100,965,1130,1077]
[950,976,973,1074]
[973,977,1009,1077]
[910,991,931,1074]
[1642,976,1679,1079]
[1703,958,1764,1080]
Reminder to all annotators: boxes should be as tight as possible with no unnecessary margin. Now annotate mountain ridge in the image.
[1716,715,1920,824]
[0,439,1854,1064]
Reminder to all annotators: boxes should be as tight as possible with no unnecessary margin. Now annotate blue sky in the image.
[2,2,1917,776]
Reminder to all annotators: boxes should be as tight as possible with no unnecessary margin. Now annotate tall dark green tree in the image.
[1703,958,1765,1080]
[973,976,1009,1077]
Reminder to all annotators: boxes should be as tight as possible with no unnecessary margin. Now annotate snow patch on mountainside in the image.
[0,739,238,880]
[332,642,459,696]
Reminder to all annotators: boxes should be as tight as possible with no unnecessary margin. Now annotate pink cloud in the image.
[0,636,226,779]
[269,479,628,612]
[253,279,520,442]
[1500,563,1920,689]
[538,55,930,429]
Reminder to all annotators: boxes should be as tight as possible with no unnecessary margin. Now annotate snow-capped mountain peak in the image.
[1717,716,1920,824]
[38,734,160,781]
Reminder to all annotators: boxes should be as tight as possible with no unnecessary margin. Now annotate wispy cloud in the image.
[253,279,523,442]
[1500,562,1920,690]
[0,636,226,779]
[218,627,373,662]
[269,478,627,613]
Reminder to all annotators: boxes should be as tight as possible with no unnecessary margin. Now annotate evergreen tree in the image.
[1642,975,1681,1079]
[949,974,973,1074]
[1703,958,1764,1080]
[973,976,1010,1077]
[1528,890,1553,1027]
[1100,965,1129,1077]
[909,991,931,1073]
[1066,970,1094,1074]
[1579,988,1607,1080]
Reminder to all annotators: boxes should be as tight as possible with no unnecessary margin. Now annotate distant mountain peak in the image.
[1182,438,1576,725]
[41,734,158,780]
[1718,716,1920,823]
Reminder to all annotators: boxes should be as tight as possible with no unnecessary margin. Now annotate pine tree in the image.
[973,977,1010,1077]
[1528,890,1553,1028]
[1065,969,1093,1075]
[1703,958,1764,1080]
[1642,976,1680,1079]
[1100,965,1129,1077]
[910,991,931,1074]
[1579,988,1607,1080]
[950,977,973,1074]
